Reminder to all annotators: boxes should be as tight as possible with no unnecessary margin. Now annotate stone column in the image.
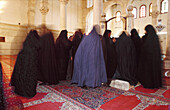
[126,5,134,33]
[40,0,49,25]
[59,0,68,30]
[93,0,103,34]
[151,0,159,26]
[100,13,106,35]
[77,0,82,29]
[121,4,127,31]
[164,0,170,69]
[27,0,36,30]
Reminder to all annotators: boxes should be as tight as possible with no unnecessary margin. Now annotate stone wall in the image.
[0,23,28,55]
[0,0,81,55]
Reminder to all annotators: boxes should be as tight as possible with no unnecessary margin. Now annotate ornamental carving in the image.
[40,0,49,15]
[59,0,69,4]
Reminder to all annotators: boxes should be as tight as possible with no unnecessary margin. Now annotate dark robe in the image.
[38,32,59,85]
[55,30,72,80]
[0,63,5,110]
[138,24,162,89]
[67,31,83,80]
[10,30,40,98]
[66,49,73,80]
[113,32,137,86]
[102,30,117,81]
[72,27,107,88]
[71,31,83,77]
[130,29,141,82]
[72,31,83,59]
[130,29,141,64]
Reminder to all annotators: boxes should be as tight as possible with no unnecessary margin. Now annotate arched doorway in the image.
[105,16,126,31]
[104,3,126,37]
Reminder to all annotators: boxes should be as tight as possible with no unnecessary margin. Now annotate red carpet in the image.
[1,55,90,110]
[1,60,23,110]
[1,55,170,110]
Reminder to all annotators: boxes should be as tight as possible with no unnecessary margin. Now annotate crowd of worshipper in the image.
[10,24,162,98]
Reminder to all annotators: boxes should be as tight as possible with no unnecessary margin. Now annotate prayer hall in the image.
[0,0,170,110]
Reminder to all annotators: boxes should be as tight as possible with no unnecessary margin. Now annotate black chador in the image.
[11,30,40,98]
[70,30,83,78]
[113,31,137,86]
[38,32,59,85]
[130,29,141,82]
[130,29,141,64]
[72,30,83,60]
[55,30,72,80]
[138,24,162,89]
[102,30,117,84]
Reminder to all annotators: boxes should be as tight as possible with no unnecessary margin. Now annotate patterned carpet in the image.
[50,80,125,109]
[0,55,170,110]
[50,80,170,109]
[0,55,90,110]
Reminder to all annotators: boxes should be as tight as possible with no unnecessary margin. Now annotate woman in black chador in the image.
[113,31,137,86]
[38,32,59,85]
[138,24,162,89]
[11,30,40,98]
[130,29,141,64]
[130,29,141,81]
[102,30,117,84]
[55,30,72,80]
[72,30,83,63]
[66,30,83,80]
[71,30,83,77]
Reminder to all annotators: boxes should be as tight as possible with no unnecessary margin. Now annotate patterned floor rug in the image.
[0,55,91,110]
[50,80,170,109]
[1,55,170,110]
[50,80,125,109]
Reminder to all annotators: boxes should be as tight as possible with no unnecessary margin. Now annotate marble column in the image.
[93,0,103,34]
[164,0,170,69]
[121,4,127,31]
[151,0,159,26]
[27,0,36,30]
[40,0,49,25]
[100,13,106,35]
[59,0,68,30]
[77,0,82,29]
[126,5,134,33]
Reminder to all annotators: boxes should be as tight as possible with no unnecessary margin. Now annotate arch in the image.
[132,7,137,18]
[160,0,168,14]
[103,0,127,13]
[149,3,152,16]
[105,16,126,30]
[139,4,146,18]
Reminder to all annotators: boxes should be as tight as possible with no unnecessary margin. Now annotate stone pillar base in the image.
[109,80,133,91]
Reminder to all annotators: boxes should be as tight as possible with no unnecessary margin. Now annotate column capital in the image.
[59,0,69,4]
[127,5,134,17]
[151,10,159,18]
[127,5,133,12]
[40,0,49,15]
[40,6,49,15]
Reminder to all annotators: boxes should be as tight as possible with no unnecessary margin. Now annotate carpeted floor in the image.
[0,55,170,110]
[1,55,90,110]
[50,80,170,109]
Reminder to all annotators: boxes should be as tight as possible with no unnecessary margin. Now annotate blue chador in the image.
[72,27,107,88]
